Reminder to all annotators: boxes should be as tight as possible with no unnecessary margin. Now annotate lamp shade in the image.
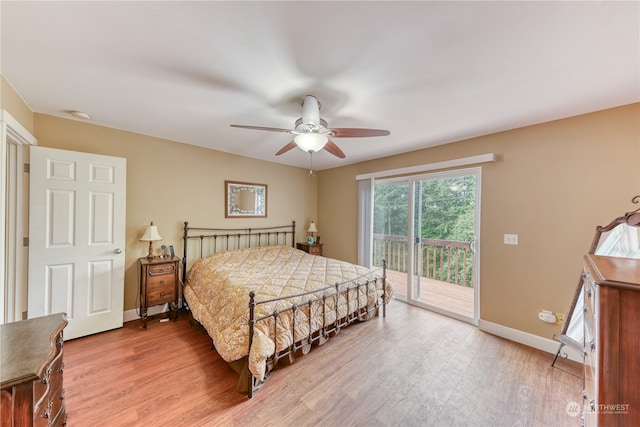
[295,133,328,152]
[140,222,162,241]
[307,222,318,233]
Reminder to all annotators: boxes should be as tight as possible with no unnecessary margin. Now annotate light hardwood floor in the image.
[63,302,582,427]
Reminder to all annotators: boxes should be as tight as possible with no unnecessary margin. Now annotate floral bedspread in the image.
[184,245,392,381]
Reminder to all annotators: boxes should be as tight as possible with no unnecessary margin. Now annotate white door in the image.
[28,146,126,339]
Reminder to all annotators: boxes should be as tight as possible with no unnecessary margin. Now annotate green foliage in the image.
[373,183,409,236]
[373,175,477,287]
[416,176,475,240]
[374,176,475,240]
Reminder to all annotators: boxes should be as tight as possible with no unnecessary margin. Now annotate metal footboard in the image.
[246,260,388,398]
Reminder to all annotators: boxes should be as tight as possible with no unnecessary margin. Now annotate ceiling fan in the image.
[230,95,390,159]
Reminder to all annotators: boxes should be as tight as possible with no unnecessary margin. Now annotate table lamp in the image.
[140,221,162,259]
[307,221,318,244]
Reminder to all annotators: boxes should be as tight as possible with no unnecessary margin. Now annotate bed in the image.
[181,221,392,398]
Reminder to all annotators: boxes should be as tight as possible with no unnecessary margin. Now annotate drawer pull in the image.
[59,361,65,373]
[589,339,596,351]
[582,390,588,399]
[42,367,52,384]
[159,292,165,297]
[590,399,596,412]
[586,288,592,298]
[43,400,53,418]
[60,388,66,400]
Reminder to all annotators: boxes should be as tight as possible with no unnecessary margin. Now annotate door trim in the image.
[1,110,37,324]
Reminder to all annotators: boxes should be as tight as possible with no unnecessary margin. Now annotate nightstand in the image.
[138,256,180,329]
[296,242,323,256]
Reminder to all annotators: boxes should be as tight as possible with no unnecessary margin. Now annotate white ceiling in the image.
[1,1,638,170]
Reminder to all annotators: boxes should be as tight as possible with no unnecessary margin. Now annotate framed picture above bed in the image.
[225,180,268,218]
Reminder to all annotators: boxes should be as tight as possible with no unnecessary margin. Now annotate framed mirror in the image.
[225,180,267,218]
[553,196,640,363]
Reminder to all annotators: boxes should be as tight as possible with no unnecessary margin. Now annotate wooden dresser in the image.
[1,313,68,426]
[582,255,640,426]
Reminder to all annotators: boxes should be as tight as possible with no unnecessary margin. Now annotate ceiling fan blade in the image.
[330,128,390,138]
[230,124,292,133]
[275,141,297,156]
[323,140,346,158]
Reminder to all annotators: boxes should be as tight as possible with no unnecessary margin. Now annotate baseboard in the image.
[123,303,172,323]
[478,319,583,363]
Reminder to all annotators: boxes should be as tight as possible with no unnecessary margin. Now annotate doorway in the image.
[373,168,480,323]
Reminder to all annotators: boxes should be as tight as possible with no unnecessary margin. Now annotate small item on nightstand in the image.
[307,235,315,244]
[316,236,321,244]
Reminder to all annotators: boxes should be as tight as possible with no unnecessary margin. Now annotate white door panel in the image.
[29,146,126,339]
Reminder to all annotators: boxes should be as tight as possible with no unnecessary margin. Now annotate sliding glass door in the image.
[373,169,480,323]
[373,181,410,299]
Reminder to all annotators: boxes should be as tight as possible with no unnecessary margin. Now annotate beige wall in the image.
[317,103,640,339]
[4,73,639,342]
[1,75,34,133]
[32,114,318,311]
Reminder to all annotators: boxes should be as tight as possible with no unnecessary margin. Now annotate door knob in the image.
[113,248,123,254]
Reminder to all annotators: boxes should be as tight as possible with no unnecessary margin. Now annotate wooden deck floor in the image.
[386,269,475,318]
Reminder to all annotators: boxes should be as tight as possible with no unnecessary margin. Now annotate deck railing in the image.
[373,234,474,288]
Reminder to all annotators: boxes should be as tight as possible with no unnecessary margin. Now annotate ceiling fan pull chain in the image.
[309,151,314,176]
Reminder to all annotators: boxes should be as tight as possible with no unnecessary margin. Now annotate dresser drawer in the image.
[34,341,65,423]
[34,383,65,427]
[583,271,596,313]
[147,276,177,305]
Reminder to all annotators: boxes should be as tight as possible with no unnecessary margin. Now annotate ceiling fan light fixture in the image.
[294,133,328,152]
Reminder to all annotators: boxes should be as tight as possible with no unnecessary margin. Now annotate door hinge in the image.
[24,163,30,173]
[23,237,29,247]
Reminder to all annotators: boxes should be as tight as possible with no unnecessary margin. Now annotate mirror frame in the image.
[556,196,640,355]
[225,180,268,218]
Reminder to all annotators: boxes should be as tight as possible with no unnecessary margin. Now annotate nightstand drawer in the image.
[147,277,176,304]
[148,263,176,276]
[297,243,323,256]
[308,245,322,255]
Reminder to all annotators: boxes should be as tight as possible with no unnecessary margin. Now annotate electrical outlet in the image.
[504,234,519,245]
[555,312,565,325]
[538,310,556,323]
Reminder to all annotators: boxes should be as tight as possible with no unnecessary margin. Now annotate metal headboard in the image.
[182,221,296,284]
